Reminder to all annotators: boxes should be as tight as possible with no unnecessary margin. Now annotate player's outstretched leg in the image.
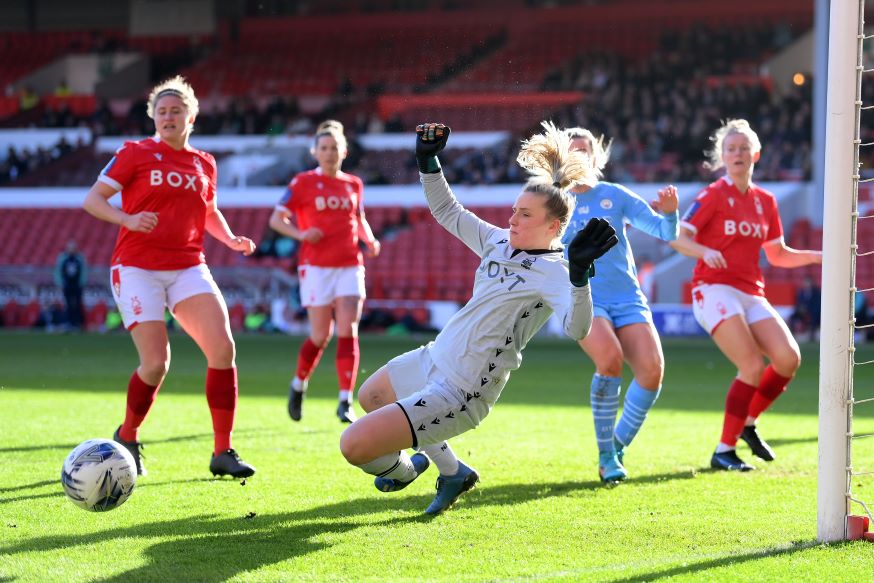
[210,449,256,478]
[425,460,479,515]
[739,425,775,461]
[113,425,147,476]
[374,452,430,492]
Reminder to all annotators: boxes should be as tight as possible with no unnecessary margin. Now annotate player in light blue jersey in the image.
[561,127,679,484]
[339,122,617,514]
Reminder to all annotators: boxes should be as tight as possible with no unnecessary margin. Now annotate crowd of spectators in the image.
[0,136,78,185]
[7,21,818,186]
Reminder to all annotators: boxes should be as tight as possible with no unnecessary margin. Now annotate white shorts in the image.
[691,283,781,335]
[298,265,365,308]
[387,345,488,447]
[110,263,220,330]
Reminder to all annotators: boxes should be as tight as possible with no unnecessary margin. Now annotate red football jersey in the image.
[276,168,365,267]
[98,137,216,270]
[681,177,783,296]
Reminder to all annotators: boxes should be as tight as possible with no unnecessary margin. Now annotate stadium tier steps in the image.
[180,16,504,97]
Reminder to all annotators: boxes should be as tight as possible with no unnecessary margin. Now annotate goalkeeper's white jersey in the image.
[421,172,593,407]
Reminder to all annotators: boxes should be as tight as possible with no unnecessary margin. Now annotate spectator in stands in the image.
[562,127,679,484]
[789,275,821,341]
[82,75,257,479]
[54,79,72,97]
[269,120,381,424]
[339,122,616,514]
[53,239,88,331]
[670,119,822,472]
[18,85,38,111]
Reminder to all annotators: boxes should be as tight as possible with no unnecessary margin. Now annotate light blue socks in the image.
[591,374,622,454]
[614,379,661,448]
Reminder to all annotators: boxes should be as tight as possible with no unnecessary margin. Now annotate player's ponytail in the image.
[517,121,597,237]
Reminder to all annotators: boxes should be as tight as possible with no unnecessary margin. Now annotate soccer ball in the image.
[61,438,137,511]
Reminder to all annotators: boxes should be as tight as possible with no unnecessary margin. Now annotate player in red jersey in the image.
[82,76,256,479]
[671,119,821,471]
[269,120,380,424]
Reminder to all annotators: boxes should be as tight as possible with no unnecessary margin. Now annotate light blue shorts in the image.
[593,299,653,329]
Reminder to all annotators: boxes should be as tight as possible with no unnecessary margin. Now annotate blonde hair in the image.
[704,119,762,171]
[313,119,348,154]
[564,126,611,178]
[146,75,199,123]
[516,121,597,237]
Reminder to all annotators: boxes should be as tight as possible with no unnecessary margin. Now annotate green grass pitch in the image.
[1,330,873,582]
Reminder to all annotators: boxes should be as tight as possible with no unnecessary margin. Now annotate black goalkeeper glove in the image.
[567,217,619,287]
[415,123,450,173]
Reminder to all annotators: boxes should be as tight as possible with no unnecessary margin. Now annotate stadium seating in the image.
[180,16,504,97]
[0,0,845,331]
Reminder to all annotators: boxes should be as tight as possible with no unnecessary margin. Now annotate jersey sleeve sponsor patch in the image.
[98,141,139,190]
[278,186,294,208]
[681,200,701,222]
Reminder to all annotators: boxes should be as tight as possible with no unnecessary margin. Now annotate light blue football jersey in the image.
[562,182,678,305]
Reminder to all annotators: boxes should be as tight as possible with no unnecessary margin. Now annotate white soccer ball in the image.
[61,438,137,511]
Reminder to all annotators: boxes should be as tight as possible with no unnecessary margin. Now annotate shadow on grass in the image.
[0,428,272,455]
[0,469,708,581]
[763,435,818,448]
[0,477,219,506]
[608,539,820,582]
[0,500,433,582]
[0,479,55,494]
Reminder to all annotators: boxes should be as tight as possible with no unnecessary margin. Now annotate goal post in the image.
[817,0,864,543]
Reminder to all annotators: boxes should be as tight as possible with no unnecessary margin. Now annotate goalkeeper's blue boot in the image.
[599,451,627,484]
[425,461,479,515]
[374,453,430,492]
[710,449,755,472]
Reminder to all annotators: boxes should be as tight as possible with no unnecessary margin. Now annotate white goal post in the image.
[817,0,865,543]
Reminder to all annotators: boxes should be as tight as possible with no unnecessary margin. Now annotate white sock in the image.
[744,416,757,426]
[357,451,417,482]
[339,389,351,403]
[420,441,459,476]
[291,377,307,393]
[715,442,735,454]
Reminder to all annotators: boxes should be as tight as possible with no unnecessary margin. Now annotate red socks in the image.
[206,367,238,455]
[295,337,325,382]
[119,371,161,442]
[720,378,758,446]
[335,336,360,396]
[119,367,242,456]
[747,365,791,419]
